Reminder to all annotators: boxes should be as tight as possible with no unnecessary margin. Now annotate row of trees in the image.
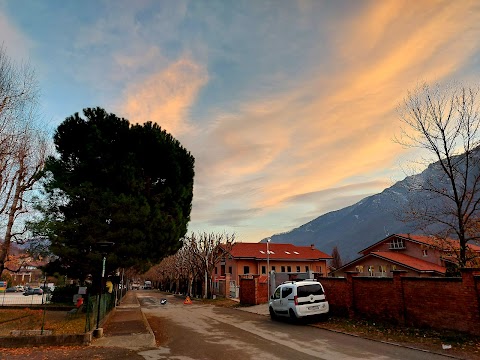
[145,232,235,298]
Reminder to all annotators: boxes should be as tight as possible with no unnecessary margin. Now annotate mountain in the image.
[261,160,458,263]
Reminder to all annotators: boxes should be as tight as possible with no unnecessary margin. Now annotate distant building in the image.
[213,242,332,298]
[332,233,480,277]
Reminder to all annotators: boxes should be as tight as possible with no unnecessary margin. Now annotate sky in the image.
[1,0,480,244]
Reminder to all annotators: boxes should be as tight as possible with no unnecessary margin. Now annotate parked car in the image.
[23,288,43,296]
[269,279,329,321]
[6,287,17,293]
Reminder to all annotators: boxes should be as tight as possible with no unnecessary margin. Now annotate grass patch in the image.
[312,316,480,358]
[0,308,90,335]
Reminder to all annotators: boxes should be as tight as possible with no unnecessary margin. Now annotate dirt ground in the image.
[0,309,87,336]
[0,346,146,360]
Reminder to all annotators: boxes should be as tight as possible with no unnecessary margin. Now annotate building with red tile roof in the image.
[213,242,332,297]
[332,233,480,277]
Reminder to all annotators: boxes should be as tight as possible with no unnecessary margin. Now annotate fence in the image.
[0,286,127,334]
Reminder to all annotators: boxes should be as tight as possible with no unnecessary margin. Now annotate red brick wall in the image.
[351,277,399,322]
[244,269,480,336]
[316,277,350,316]
[239,276,268,305]
[326,270,480,335]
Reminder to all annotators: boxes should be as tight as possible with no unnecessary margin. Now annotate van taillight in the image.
[294,295,298,305]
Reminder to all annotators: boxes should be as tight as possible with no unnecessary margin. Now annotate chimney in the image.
[310,244,315,250]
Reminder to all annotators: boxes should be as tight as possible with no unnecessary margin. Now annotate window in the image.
[271,266,276,271]
[368,265,374,276]
[281,287,293,298]
[228,266,232,274]
[296,266,301,272]
[389,238,405,249]
[243,266,249,274]
[379,265,386,273]
[422,249,428,257]
[261,266,266,274]
[214,267,218,275]
[297,284,324,296]
[391,265,397,271]
[273,287,281,299]
[281,266,286,272]
[305,266,309,272]
[355,265,364,273]
[287,266,291,272]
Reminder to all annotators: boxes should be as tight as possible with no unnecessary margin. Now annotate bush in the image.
[50,285,81,304]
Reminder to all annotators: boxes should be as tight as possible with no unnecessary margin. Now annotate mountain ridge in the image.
[261,161,447,262]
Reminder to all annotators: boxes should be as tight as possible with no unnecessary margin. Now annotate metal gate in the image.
[229,280,237,298]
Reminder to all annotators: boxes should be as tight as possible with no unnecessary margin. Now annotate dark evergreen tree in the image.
[31,108,194,280]
[330,246,342,270]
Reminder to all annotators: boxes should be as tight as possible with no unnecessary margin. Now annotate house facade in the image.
[213,242,332,298]
[332,233,480,277]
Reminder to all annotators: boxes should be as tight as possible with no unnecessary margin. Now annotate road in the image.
[136,292,453,360]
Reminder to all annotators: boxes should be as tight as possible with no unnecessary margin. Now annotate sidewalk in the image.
[91,291,155,350]
[236,302,269,316]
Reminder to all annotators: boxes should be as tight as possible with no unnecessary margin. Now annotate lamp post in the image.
[267,238,271,301]
[95,241,114,334]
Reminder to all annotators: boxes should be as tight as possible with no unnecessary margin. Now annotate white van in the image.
[269,280,329,320]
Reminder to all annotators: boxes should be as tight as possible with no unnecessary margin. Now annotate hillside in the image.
[262,159,459,262]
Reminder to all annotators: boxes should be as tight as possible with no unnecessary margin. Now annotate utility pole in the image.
[267,239,270,300]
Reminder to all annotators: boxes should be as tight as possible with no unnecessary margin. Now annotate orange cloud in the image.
[121,57,208,135]
[192,0,480,216]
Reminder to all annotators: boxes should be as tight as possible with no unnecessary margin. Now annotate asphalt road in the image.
[137,292,453,360]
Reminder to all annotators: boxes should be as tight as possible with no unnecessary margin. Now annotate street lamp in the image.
[95,241,115,333]
[267,238,271,301]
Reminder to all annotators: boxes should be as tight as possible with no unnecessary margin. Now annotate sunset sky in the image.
[2,1,480,244]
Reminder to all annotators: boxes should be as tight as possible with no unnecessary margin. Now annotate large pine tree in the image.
[32,108,194,280]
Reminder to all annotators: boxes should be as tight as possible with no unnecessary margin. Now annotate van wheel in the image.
[289,308,297,320]
[269,307,278,320]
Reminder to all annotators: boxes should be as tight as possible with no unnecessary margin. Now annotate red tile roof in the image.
[371,251,446,274]
[397,234,480,251]
[360,233,480,254]
[223,243,332,260]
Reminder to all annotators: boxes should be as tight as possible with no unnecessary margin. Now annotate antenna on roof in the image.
[384,226,390,237]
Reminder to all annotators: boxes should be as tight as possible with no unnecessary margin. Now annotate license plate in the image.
[308,305,319,310]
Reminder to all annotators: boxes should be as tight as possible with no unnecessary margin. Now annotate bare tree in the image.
[180,237,203,296]
[396,83,480,268]
[329,246,342,271]
[0,46,48,277]
[186,232,235,298]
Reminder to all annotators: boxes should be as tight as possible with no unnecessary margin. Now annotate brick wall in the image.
[239,275,268,305]
[242,268,480,336]
[321,269,480,335]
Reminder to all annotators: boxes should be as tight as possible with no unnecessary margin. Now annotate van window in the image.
[281,287,293,298]
[273,287,281,299]
[297,284,324,297]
